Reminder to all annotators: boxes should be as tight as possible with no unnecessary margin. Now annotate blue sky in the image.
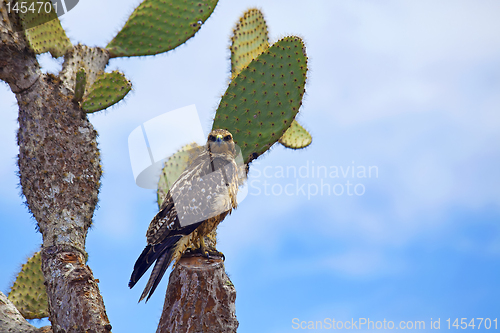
[1,0,499,332]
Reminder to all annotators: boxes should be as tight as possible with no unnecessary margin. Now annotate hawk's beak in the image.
[215,134,223,145]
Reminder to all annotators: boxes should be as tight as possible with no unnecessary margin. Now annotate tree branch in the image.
[16,72,111,333]
[157,256,238,333]
[0,291,52,333]
[0,0,40,92]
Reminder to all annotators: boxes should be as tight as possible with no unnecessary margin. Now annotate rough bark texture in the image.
[0,1,40,93]
[16,73,111,333]
[59,44,110,95]
[15,67,111,333]
[157,256,238,333]
[0,291,52,333]
[1,3,111,332]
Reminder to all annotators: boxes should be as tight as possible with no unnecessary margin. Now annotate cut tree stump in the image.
[157,256,238,333]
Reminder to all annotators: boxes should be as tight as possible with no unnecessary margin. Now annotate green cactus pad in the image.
[230,8,269,79]
[73,67,87,102]
[230,9,311,152]
[279,119,312,149]
[106,0,219,58]
[213,36,308,164]
[157,142,203,207]
[19,0,72,58]
[81,71,132,113]
[8,251,48,320]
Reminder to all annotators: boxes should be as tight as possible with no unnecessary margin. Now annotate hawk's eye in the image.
[208,135,216,142]
[223,135,232,141]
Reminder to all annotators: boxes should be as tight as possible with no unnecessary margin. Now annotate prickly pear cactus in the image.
[8,251,48,320]
[106,0,219,57]
[213,36,308,163]
[73,67,87,102]
[279,119,312,149]
[81,71,132,113]
[279,115,311,149]
[13,0,220,112]
[19,0,72,57]
[230,8,269,79]
[60,44,110,96]
[16,0,55,30]
[157,142,203,207]
[226,8,311,154]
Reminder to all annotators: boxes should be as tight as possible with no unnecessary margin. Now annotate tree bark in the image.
[157,257,238,333]
[16,71,111,333]
[1,3,111,332]
[0,1,39,93]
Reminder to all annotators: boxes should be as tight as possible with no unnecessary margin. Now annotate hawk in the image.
[129,129,241,302]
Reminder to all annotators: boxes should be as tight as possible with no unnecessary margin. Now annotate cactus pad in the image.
[19,0,72,57]
[213,36,308,164]
[72,67,87,102]
[81,71,132,113]
[157,142,203,208]
[229,9,311,152]
[106,0,219,57]
[279,119,312,149]
[8,251,48,320]
[230,8,269,79]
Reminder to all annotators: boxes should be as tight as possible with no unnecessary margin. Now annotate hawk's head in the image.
[207,129,236,156]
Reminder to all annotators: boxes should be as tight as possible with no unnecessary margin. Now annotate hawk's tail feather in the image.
[138,233,194,302]
[128,235,182,290]
[139,250,171,303]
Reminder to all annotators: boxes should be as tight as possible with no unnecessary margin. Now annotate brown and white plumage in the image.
[129,129,240,302]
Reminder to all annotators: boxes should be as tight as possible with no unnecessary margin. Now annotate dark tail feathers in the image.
[128,235,182,302]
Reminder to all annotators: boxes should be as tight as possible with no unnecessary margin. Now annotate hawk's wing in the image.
[147,148,237,243]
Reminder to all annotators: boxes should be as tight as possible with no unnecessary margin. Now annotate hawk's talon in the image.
[206,249,225,260]
[183,247,205,257]
[182,247,224,260]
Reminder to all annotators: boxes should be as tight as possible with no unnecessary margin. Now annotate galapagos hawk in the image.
[129,129,241,302]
